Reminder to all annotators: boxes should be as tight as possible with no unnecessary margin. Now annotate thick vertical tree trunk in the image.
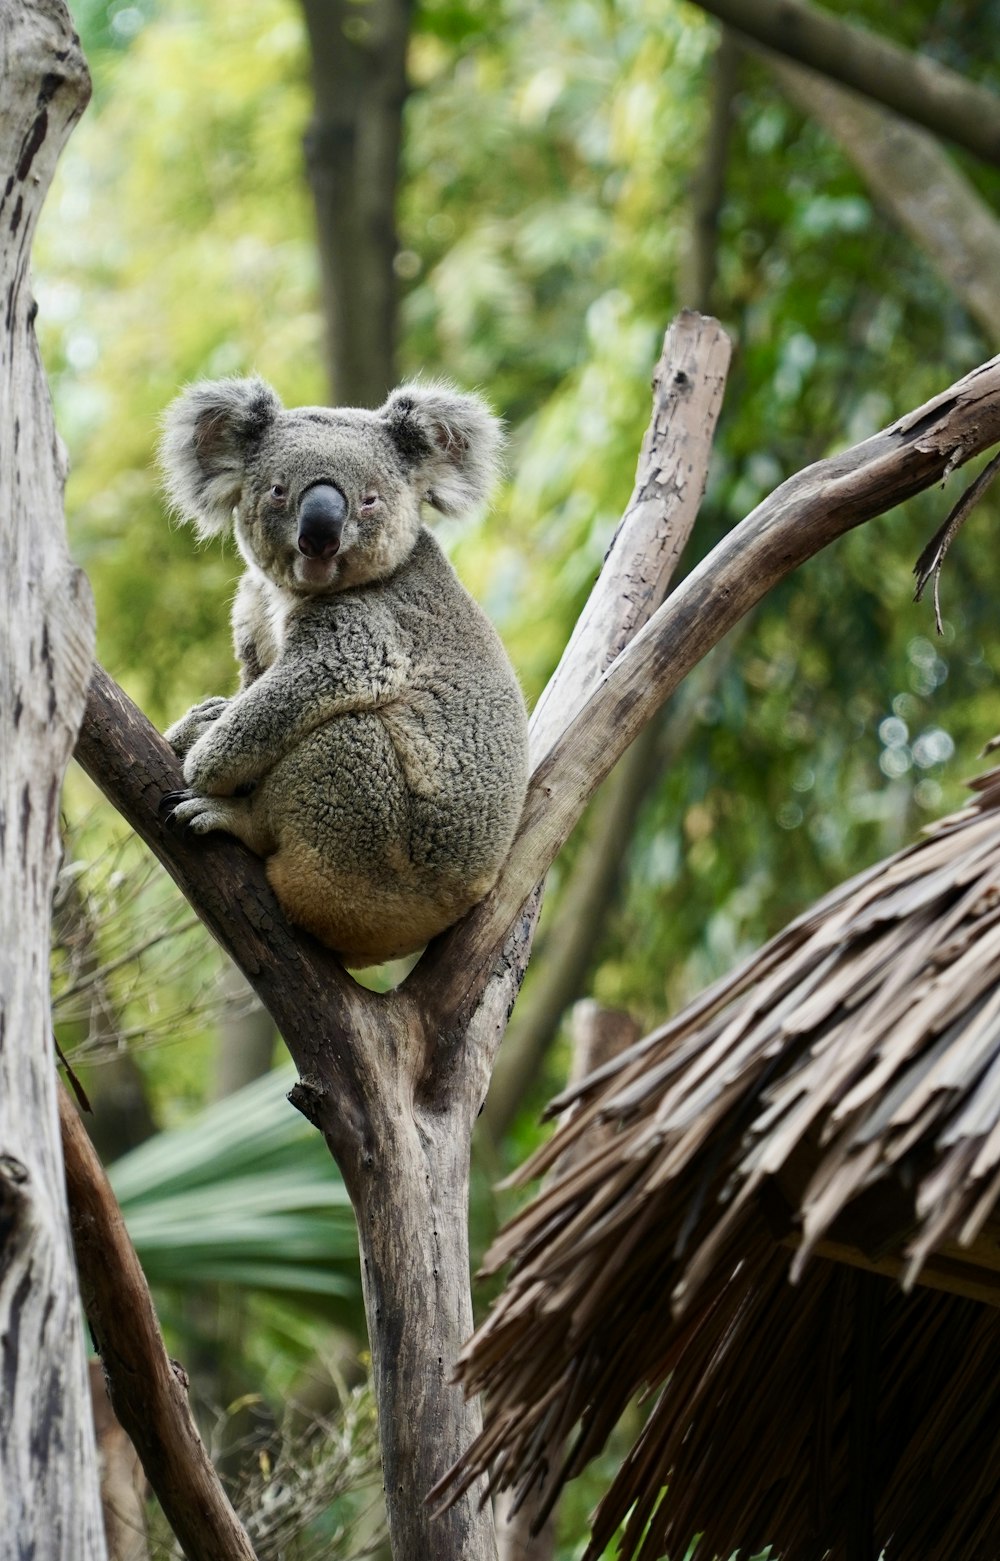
[354,1106,492,1557]
[291,994,497,1561]
[0,2,104,1556]
[299,0,412,405]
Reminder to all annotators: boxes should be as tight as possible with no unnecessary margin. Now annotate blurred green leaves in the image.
[109,1063,361,1315]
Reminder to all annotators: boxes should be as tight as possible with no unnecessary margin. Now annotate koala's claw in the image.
[159,789,194,826]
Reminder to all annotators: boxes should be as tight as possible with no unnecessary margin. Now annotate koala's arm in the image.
[182,615,411,795]
[165,697,233,759]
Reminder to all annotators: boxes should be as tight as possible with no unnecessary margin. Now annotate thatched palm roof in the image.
[443,748,1000,1560]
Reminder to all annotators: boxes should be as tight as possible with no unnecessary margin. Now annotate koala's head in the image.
[159,377,502,594]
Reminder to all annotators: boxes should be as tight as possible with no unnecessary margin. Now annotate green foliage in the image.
[108,1064,360,1312]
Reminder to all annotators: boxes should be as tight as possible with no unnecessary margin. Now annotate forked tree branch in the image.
[418,352,1000,1019]
[686,0,1000,170]
[76,313,732,1102]
[59,1083,258,1561]
[79,349,1000,1057]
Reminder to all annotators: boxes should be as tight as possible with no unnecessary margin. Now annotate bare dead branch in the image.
[480,659,722,1145]
[528,311,732,767]
[413,313,733,1041]
[688,0,1000,169]
[59,1082,259,1561]
[484,55,743,1143]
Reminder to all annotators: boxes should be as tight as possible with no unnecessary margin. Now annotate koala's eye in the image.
[270,483,288,504]
[360,492,380,513]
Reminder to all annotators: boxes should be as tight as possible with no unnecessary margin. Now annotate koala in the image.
[159,376,529,967]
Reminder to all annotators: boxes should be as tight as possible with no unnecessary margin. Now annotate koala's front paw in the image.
[164,697,231,759]
[162,790,239,836]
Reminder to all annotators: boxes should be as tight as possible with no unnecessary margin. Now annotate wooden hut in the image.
[443,745,1000,1560]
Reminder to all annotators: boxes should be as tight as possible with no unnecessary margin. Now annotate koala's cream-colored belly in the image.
[265,846,484,965]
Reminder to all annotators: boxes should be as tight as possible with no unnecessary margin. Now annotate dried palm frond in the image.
[442,747,1000,1560]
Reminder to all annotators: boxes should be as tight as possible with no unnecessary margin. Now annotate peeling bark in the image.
[0,3,104,1556]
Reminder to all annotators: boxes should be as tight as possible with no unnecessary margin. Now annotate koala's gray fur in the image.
[160,376,528,966]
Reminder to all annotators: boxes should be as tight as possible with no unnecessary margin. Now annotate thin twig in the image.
[913,448,1000,632]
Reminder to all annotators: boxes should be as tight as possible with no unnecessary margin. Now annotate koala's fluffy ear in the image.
[159,377,281,537]
[380,383,503,517]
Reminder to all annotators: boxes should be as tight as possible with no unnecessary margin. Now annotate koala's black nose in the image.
[297,483,347,560]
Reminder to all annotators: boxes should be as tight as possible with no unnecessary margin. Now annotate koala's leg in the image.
[167,792,275,857]
[165,696,231,760]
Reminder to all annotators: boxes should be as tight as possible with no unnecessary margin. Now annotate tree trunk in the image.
[299,0,412,405]
[0,2,105,1556]
[285,987,497,1561]
[352,1097,493,1558]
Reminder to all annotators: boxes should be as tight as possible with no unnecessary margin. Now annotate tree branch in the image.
[60,1083,259,1561]
[528,311,732,767]
[685,0,1000,170]
[765,54,1000,346]
[422,351,1000,1020]
[481,688,698,1144]
[482,56,744,1142]
[74,672,378,1164]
